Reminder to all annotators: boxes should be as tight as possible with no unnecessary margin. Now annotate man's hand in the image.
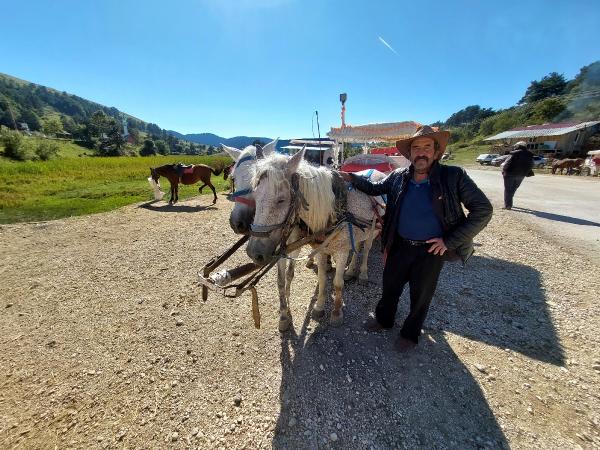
[426,237,447,256]
[338,171,352,182]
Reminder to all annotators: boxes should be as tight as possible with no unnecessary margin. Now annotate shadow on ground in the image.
[271,249,560,448]
[138,201,218,213]
[511,207,600,227]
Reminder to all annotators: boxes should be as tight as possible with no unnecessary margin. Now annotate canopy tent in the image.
[328,121,421,166]
[328,121,421,143]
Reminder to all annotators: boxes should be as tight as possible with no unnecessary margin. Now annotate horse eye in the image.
[276,198,285,204]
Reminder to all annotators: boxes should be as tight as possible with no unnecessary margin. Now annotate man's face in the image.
[410,137,437,172]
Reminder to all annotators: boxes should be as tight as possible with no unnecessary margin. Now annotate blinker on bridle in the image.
[226,153,256,207]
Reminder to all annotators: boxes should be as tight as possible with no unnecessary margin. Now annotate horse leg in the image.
[358,221,377,285]
[277,259,291,332]
[311,253,329,320]
[207,181,217,204]
[169,183,174,204]
[344,242,363,281]
[331,250,350,326]
[198,183,207,193]
[174,184,179,203]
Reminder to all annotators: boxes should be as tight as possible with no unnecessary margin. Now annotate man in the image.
[501,141,534,210]
[340,125,492,351]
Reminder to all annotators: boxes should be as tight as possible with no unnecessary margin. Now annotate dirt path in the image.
[1,196,599,449]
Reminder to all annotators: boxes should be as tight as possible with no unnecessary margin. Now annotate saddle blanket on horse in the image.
[175,163,194,178]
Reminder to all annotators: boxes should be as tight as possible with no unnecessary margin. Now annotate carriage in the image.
[582,149,600,176]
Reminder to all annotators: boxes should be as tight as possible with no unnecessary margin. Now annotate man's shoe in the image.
[502,206,511,210]
[363,317,388,333]
[395,335,417,352]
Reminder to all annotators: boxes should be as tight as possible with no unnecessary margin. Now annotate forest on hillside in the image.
[0,73,214,158]
[435,61,600,144]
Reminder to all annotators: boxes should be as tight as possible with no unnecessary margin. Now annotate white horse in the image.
[222,140,301,332]
[246,148,381,326]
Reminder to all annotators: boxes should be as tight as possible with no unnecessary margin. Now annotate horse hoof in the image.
[344,272,357,282]
[311,308,325,320]
[279,317,291,332]
[358,276,369,286]
[330,311,344,327]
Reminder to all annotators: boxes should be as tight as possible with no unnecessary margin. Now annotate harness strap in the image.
[348,222,356,254]
[227,188,252,199]
[235,154,255,169]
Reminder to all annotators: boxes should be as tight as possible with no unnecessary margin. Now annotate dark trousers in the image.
[376,236,445,343]
[503,175,524,209]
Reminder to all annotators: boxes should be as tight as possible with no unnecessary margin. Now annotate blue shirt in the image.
[397,178,443,240]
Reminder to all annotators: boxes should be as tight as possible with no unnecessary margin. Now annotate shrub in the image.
[139,139,157,156]
[35,141,60,160]
[1,130,33,160]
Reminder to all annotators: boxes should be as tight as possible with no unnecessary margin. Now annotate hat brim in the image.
[396,130,450,160]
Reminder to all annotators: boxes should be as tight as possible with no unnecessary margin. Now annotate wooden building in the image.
[484,121,600,156]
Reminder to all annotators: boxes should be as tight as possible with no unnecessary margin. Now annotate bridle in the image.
[226,153,256,208]
[249,173,308,244]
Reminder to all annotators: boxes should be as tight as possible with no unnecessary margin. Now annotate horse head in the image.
[223,164,234,181]
[149,167,160,186]
[221,138,278,235]
[246,148,306,265]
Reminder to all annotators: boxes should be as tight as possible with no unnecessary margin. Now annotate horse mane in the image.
[253,154,335,233]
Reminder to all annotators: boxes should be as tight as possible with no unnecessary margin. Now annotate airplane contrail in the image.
[378,36,398,55]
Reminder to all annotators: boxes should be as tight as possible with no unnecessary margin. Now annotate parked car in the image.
[476,153,500,165]
[532,155,548,168]
[491,155,510,166]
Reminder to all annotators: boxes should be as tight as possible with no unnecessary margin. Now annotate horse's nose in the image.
[231,218,249,234]
[247,239,273,266]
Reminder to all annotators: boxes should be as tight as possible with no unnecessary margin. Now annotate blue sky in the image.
[2,0,599,138]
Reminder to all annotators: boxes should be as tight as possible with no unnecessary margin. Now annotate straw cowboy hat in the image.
[396,125,450,160]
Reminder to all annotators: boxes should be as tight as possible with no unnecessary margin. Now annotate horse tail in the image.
[211,166,223,176]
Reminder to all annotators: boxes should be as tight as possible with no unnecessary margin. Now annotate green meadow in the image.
[0,145,232,223]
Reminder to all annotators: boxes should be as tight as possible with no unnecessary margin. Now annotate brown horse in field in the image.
[551,158,584,175]
[150,164,227,204]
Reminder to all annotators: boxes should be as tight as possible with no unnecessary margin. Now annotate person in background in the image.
[501,141,534,210]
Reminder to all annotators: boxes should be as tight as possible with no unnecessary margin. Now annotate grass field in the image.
[444,143,492,167]
[0,143,233,223]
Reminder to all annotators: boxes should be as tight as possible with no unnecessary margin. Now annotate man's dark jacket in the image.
[349,162,493,264]
[502,148,534,177]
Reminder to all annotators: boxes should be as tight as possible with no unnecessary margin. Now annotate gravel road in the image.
[1,195,599,449]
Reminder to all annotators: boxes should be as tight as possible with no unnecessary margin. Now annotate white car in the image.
[532,155,548,168]
[476,154,500,165]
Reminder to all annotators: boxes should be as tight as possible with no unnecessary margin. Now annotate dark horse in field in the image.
[150,164,228,204]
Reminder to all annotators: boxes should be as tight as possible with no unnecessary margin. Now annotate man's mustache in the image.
[415,156,429,162]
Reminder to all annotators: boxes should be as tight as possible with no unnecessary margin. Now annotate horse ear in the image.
[221,144,241,161]
[286,145,305,174]
[262,138,278,157]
